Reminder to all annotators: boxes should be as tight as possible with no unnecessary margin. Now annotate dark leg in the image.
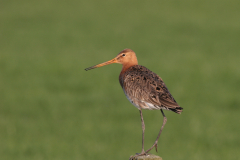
[146,109,167,153]
[129,110,146,160]
[139,109,145,154]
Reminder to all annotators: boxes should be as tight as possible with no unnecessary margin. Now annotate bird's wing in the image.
[123,65,181,112]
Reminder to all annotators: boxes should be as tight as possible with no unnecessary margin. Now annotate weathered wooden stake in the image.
[129,154,162,160]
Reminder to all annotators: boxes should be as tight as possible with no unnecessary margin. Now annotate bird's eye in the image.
[122,54,126,57]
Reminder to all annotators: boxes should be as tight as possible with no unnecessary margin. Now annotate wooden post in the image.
[129,154,162,160]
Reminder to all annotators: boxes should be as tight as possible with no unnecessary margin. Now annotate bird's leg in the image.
[145,109,167,153]
[139,109,145,154]
[129,110,147,160]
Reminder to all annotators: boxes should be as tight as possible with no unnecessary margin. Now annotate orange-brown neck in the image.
[120,63,137,74]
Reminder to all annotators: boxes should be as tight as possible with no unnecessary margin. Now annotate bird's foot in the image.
[129,152,149,160]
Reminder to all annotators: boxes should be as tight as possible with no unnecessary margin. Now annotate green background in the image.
[1,0,240,160]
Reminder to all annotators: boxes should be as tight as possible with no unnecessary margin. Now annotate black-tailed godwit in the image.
[85,49,183,158]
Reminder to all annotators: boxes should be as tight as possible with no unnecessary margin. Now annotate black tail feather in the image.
[169,107,183,114]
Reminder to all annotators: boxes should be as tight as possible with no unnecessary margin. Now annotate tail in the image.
[169,107,183,114]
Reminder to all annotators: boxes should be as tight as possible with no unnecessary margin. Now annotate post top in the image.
[129,154,162,160]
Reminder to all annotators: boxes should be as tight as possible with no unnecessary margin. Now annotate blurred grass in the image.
[1,0,240,160]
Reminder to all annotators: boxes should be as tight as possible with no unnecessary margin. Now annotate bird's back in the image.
[119,65,183,114]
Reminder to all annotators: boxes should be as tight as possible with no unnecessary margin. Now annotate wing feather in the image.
[121,65,183,113]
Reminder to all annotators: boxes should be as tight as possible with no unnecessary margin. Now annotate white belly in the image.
[123,89,159,110]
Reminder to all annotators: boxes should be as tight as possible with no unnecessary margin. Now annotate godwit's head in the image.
[85,49,138,71]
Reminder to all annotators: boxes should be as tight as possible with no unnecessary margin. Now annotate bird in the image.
[85,49,183,159]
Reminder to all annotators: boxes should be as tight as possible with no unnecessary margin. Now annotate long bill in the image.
[85,58,118,71]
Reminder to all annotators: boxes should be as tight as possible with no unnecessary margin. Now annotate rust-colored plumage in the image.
[85,49,183,159]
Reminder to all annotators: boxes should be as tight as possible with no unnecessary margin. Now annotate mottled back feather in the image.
[119,65,183,114]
